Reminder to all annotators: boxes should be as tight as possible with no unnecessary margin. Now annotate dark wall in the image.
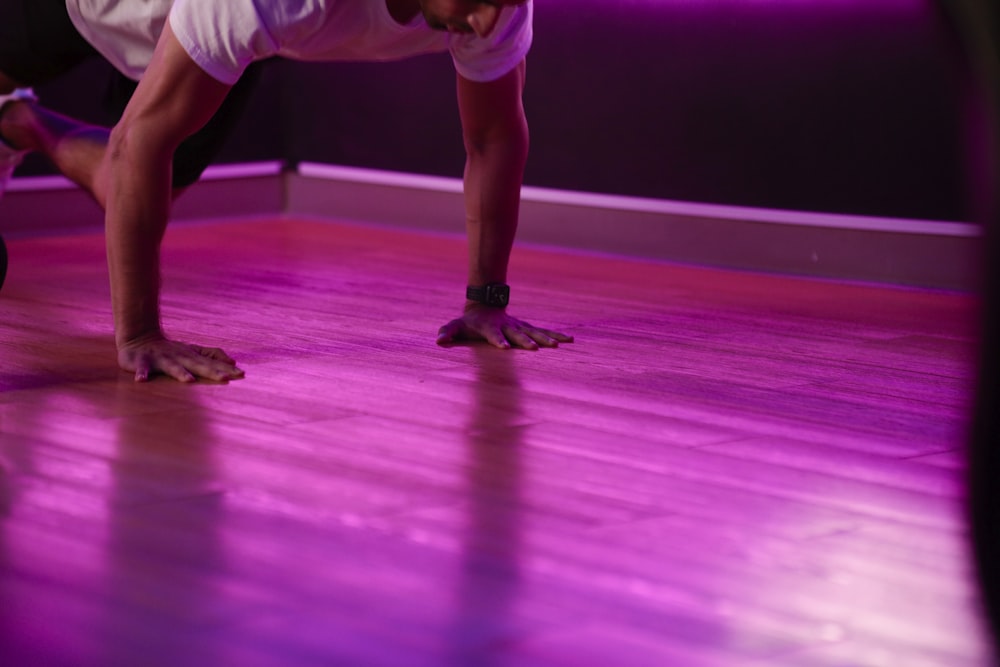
[525,1,968,221]
[21,0,971,222]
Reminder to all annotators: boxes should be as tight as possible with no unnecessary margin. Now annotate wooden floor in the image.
[0,217,991,666]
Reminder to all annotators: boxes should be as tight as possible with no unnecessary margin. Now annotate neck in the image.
[385,0,421,25]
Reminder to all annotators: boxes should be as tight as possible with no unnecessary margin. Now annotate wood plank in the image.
[0,218,989,666]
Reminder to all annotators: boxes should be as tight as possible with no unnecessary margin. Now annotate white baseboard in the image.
[290,162,981,291]
[1,161,981,290]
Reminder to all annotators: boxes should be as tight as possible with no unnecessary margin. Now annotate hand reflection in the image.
[0,353,230,666]
[451,345,526,664]
[101,378,227,666]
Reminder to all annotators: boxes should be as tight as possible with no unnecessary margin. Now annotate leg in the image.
[0,93,112,206]
[0,63,262,207]
[0,0,107,201]
[0,85,36,200]
[1,0,262,206]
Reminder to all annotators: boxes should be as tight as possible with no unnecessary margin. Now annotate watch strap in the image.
[466,283,510,307]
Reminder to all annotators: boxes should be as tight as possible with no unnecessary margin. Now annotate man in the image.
[0,0,572,383]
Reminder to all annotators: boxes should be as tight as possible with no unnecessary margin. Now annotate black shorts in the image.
[0,0,259,188]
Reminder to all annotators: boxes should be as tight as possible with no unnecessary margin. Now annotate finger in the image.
[184,354,244,382]
[157,356,197,383]
[524,328,560,348]
[436,318,466,345]
[539,328,574,343]
[190,348,245,380]
[195,364,244,382]
[502,326,539,350]
[211,364,245,381]
[134,358,152,383]
[484,327,511,349]
[197,346,237,365]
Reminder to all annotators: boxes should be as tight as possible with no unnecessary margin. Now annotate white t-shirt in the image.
[65,0,532,84]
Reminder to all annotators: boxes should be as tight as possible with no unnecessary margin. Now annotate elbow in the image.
[107,122,128,169]
[95,122,133,208]
[107,117,175,171]
[464,119,529,164]
[99,118,177,210]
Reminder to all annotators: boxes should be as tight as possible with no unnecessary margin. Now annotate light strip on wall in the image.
[297,162,980,238]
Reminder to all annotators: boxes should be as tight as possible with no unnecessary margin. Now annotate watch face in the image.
[485,284,509,307]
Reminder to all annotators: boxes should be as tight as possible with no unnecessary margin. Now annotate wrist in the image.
[466,282,510,308]
[116,327,165,350]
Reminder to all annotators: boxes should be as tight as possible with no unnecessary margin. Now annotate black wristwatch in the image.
[466,283,510,307]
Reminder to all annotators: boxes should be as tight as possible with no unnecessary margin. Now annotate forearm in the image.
[440,122,573,350]
[463,124,528,290]
[104,121,173,347]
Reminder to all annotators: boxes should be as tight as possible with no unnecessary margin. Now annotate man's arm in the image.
[437,60,573,349]
[102,21,244,382]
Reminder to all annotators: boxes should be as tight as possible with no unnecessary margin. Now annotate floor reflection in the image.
[0,358,233,667]
[0,337,122,665]
[99,380,229,667]
[449,346,526,666]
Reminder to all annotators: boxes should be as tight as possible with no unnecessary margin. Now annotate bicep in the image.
[457,59,527,150]
[115,20,233,154]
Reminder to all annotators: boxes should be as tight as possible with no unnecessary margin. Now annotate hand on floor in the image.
[117,333,245,383]
[436,305,573,350]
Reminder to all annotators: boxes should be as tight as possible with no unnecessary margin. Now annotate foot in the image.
[0,89,37,201]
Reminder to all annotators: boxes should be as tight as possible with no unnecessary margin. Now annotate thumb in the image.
[436,318,465,345]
